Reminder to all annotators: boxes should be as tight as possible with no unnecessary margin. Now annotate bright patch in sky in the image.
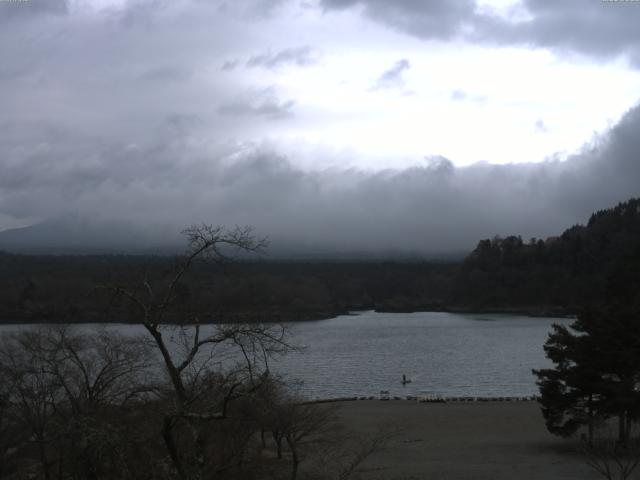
[213,2,640,169]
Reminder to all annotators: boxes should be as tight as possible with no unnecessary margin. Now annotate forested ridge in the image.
[1,197,639,323]
[0,254,457,323]
[455,197,640,313]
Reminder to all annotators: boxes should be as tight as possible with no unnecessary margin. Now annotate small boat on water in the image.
[402,374,412,385]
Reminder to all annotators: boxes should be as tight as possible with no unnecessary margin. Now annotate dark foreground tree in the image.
[0,326,153,479]
[0,325,388,480]
[0,225,394,480]
[105,225,298,479]
[582,436,640,480]
[534,307,640,446]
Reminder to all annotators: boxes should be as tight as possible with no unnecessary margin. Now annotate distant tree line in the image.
[0,226,388,480]
[1,198,639,323]
[0,254,457,324]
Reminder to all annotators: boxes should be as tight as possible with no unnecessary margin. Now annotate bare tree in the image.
[105,225,295,480]
[0,331,61,480]
[0,225,389,480]
[0,327,156,480]
[304,423,397,480]
[582,436,640,480]
[283,401,338,480]
[0,360,18,478]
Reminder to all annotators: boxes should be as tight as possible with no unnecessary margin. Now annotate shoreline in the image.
[304,395,539,405]
[0,307,575,326]
[373,306,576,318]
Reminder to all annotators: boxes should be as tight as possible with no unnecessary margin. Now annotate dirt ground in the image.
[334,400,600,480]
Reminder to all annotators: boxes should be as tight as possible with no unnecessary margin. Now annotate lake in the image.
[277,311,568,399]
[0,311,569,400]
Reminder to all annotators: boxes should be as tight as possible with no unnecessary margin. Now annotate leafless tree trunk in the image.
[104,225,296,480]
[0,224,379,480]
[582,436,640,480]
[0,326,154,480]
[285,433,299,480]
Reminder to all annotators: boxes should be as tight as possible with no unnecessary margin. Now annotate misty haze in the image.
[1,1,640,479]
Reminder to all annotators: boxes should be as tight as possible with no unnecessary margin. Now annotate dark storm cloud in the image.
[221,60,240,71]
[141,65,192,82]
[218,99,296,118]
[320,0,476,40]
[0,0,68,22]
[2,101,640,254]
[218,88,296,118]
[243,0,288,17]
[473,0,640,65]
[0,0,287,151]
[372,59,410,90]
[320,0,640,65]
[1,0,639,254]
[246,46,320,69]
[215,0,289,19]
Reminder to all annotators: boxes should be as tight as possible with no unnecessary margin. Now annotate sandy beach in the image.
[335,400,599,480]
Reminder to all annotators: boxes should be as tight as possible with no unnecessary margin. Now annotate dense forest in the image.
[455,197,640,313]
[0,254,457,323]
[1,198,639,323]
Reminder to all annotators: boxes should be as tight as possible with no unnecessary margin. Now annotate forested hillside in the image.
[454,198,640,312]
[1,198,639,323]
[0,254,456,323]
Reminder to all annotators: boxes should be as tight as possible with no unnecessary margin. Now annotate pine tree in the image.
[534,307,640,445]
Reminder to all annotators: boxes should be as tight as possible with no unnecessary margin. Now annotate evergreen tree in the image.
[534,307,640,445]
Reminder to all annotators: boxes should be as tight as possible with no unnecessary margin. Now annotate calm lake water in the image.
[0,311,569,399]
[277,311,569,399]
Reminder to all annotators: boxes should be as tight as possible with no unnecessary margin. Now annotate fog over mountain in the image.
[1,0,640,255]
[2,101,639,254]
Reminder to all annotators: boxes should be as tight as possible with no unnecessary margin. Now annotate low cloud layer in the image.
[218,87,296,119]
[1,101,639,254]
[1,0,639,254]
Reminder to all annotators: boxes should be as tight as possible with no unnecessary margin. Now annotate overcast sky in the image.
[1,0,640,253]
